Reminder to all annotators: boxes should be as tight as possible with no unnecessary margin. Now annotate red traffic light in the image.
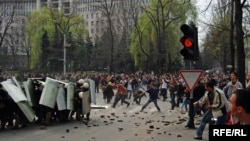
[180,37,193,48]
[179,23,199,60]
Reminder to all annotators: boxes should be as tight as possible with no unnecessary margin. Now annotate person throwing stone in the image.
[140,80,161,112]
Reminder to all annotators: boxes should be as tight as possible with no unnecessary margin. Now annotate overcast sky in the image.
[196,0,215,49]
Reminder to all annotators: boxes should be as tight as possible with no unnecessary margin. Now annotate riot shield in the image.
[1,81,35,122]
[1,81,27,102]
[11,76,22,89]
[89,79,96,104]
[57,84,67,111]
[81,91,91,114]
[39,77,59,109]
[66,82,75,110]
[23,79,36,107]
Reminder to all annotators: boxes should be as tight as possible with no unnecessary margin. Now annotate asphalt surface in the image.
[0,90,209,141]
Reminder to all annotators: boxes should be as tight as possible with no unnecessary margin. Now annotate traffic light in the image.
[179,24,199,60]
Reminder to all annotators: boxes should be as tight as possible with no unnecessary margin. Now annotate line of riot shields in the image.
[0,76,106,130]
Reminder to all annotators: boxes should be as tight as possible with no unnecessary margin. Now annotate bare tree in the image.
[0,4,14,48]
[200,0,247,86]
[235,0,247,87]
[112,0,146,72]
[97,0,115,74]
[49,4,86,74]
[14,17,31,69]
[130,0,150,58]
[21,22,31,69]
[0,4,15,68]
[3,27,19,69]
[140,0,193,72]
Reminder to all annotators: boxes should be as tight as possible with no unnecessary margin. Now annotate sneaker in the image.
[193,136,202,140]
[84,118,90,121]
[158,108,161,112]
[11,126,19,130]
[188,126,196,129]
[127,103,130,107]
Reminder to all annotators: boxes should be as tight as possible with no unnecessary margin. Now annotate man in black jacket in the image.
[185,79,206,129]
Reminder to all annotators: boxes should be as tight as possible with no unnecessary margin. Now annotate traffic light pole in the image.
[189,60,192,70]
[180,22,198,128]
[186,59,195,128]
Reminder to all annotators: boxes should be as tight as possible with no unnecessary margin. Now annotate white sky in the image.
[196,0,215,50]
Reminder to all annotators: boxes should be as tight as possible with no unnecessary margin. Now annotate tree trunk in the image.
[230,0,235,72]
[235,0,246,87]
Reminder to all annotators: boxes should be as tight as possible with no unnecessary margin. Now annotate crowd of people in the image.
[0,70,250,140]
[99,71,250,140]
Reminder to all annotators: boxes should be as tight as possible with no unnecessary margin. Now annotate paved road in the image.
[0,91,208,141]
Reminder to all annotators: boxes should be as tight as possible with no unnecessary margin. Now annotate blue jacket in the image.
[146,88,159,100]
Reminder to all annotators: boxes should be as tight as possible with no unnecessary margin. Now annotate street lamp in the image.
[63,33,66,76]
[54,20,67,76]
[53,20,66,75]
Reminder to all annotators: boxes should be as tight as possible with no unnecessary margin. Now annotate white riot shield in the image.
[1,81,35,122]
[17,102,36,122]
[39,77,59,109]
[81,90,91,114]
[89,79,96,104]
[57,84,67,111]
[1,81,27,102]
[23,79,36,107]
[11,76,22,89]
[66,82,75,110]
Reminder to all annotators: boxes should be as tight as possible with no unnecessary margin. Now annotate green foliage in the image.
[130,0,197,72]
[26,7,87,70]
[27,8,56,69]
[30,30,43,69]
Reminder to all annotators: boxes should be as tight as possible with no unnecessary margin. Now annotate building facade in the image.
[37,0,148,39]
[0,0,148,70]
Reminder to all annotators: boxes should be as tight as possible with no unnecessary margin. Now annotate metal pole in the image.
[189,61,192,70]
[63,33,66,76]
[186,59,195,128]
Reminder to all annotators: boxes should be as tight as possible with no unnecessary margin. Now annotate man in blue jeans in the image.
[195,108,212,140]
[193,80,230,140]
[140,80,161,112]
